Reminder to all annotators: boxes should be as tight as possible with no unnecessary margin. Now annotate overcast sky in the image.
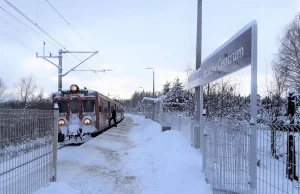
[0,0,299,99]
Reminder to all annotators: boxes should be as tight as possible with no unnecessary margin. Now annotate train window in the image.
[58,101,68,113]
[82,100,95,112]
[70,100,79,113]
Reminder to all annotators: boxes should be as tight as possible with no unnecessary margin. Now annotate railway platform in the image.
[35,114,211,194]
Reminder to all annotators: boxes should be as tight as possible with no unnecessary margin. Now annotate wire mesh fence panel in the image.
[124,108,144,116]
[256,116,300,194]
[159,113,193,146]
[0,109,55,194]
[204,116,251,194]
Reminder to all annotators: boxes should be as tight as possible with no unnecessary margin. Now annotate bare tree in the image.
[14,74,38,109]
[273,13,300,92]
[0,77,5,101]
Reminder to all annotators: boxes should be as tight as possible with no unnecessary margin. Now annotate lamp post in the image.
[145,67,155,98]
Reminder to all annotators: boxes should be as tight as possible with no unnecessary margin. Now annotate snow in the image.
[33,182,79,194]
[126,117,212,194]
[288,88,297,94]
[68,124,80,134]
[33,114,211,194]
[142,97,162,103]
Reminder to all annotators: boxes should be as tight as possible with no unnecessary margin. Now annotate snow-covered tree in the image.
[202,78,254,118]
[162,81,171,95]
[183,89,195,117]
[163,78,185,112]
[0,77,5,101]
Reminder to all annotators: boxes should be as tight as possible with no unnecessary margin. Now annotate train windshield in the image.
[70,100,79,113]
[82,100,95,112]
[58,101,68,113]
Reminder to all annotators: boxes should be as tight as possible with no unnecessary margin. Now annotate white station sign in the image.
[188,20,257,88]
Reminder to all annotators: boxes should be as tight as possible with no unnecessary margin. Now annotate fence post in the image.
[202,110,207,173]
[52,103,59,182]
[191,121,194,147]
[179,117,181,131]
[200,108,206,153]
[249,119,257,191]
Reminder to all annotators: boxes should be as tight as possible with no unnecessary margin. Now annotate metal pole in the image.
[153,69,155,97]
[249,22,258,191]
[52,103,59,182]
[194,0,202,148]
[58,49,63,91]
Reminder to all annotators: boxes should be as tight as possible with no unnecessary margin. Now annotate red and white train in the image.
[52,84,124,145]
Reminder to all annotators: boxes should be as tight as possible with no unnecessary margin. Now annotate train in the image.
[52,84,124,145]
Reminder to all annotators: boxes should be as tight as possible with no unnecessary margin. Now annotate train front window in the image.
[82,100,95,112]
[70,100,79,113]
[58,101,68,113]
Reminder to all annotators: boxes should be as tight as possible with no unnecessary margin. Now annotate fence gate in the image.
[0,108,57,194]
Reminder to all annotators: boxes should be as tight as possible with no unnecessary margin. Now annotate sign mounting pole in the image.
[194,0,202,148]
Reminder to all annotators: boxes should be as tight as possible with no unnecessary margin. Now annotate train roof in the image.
[53,89,97,97]
[52,84,123,106]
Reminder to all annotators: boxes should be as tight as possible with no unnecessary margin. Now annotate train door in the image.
[116,104,119,120]
[98,98,103,129]
[108,101,111,118]
[69,98,81,126]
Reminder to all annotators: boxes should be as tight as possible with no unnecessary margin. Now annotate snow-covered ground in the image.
[33,114,212,194]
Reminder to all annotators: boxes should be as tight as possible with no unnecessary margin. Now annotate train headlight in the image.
[70,84,79,92]
[58,119,65,126]
[83,118,91,125]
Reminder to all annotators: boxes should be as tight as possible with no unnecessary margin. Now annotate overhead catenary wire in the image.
[44,0,96,51]
[43,0,103,78]
[0,6,59,52]
[0,15,42,50]
[4,0,68,51]
[4,0,95,72]
[36,0,40,24]
[0,14,56,56]
[3,0,102,81]
[43,0,104,80]
[0,28,37,53]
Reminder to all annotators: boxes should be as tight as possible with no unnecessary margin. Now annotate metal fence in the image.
[204,116,252,193]
[255,116,300,194]
[160,113,194,146]
[140,98,163,123]
[0,108,58,194]
[202,115,300,194]
[141,107,300,194]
